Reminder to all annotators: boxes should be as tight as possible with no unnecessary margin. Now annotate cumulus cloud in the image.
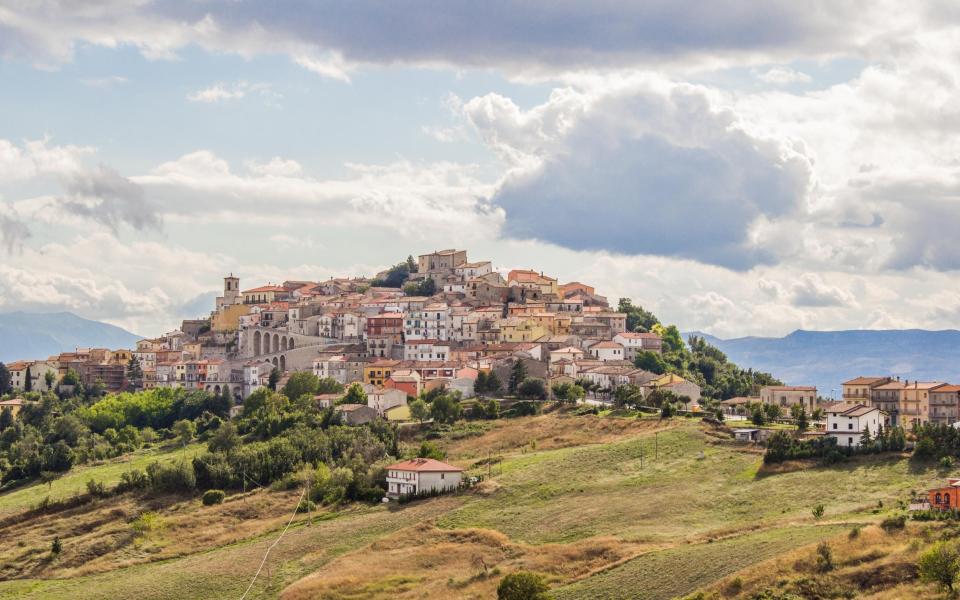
[245,157,303,177]
[473,79,813,269]
[60,165,162,232]
[788,274,856,307]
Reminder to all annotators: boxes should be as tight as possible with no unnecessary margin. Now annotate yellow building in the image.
[364,360,400,387]
[213,303,252,332]
[499,318,548,343]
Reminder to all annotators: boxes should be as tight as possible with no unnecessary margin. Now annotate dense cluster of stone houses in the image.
[5,250,702,417]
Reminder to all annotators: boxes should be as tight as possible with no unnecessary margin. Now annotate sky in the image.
[2,1,960,339]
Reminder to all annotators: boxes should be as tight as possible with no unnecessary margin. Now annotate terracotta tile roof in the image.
[385,458,464,472]
[243,285,288,293]
[842,376,890,386]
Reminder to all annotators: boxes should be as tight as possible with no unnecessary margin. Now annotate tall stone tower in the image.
[224,274,241,306]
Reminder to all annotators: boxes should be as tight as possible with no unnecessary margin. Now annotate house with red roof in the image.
[385,458,464,499]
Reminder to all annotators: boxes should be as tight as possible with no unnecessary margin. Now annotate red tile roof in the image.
[385,458,464,472]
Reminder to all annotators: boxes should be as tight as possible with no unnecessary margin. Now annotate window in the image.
[848,437,853,445]
[832,423,837,430]
[848,423,853,430]
[947,493,952,507]
[937,493,942,503]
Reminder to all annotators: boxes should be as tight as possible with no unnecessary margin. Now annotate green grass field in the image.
[0,418,943,599]
[552,524,848,600]
[0,442,203,514]
[438,422,938,545]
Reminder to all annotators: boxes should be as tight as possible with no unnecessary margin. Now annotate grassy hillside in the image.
[0,442,203,514]
[0,414,945,599]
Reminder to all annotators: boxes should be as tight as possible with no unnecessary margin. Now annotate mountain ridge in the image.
[0,311,142,363]
[683,328,960,395]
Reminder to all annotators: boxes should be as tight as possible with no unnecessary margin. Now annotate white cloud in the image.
[755,67,811,85]
[186,81,280,104]
[79,75,128,88]
[245,157,303,177]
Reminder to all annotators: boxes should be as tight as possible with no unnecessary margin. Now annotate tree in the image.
[508,360,528,395]
[617,298,660,333]
[474,372,489,397]
[44,370,56,391]
[406,255,417,273]
[23,366,32,392]
[497,571,551,600]
[517,378,547,401]
[409,399,429,424]
[126,356,144,388]
[430,393,462,424]
[0,407,13,431]
[634,351,668,375]
[613,384,643,409]
[0,362,10,394]
[417,441,445,460]
[207,421,240,453]
[793,405,809,433]
[485,371,503,396]
[919,541,960,592]
[316,377,343,394]
[751,406,766,426]
[267,368,281,391]
[173,419,196,445]
[343,382,368,405]
[282,371,320,401]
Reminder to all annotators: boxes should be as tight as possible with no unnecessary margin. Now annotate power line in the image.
[239,486,307,600]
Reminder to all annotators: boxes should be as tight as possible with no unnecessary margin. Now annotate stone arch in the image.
[214,385,221,394]
[281,336,288,352]
[263,331,271,354]
[279,355,286,372]
[253,330,262,355]
[272,357,279,367]
[273,334,280,354]
[288,338,295,349]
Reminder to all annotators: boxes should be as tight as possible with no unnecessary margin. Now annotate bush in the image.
[85,479,107,497]
[50,536,62,555]
[497,571,551,600]
[815,542,834,573]
[812,504,825,520]
[201,489,226,506]
[296,499,317,513]
[146,460,196,494]
[511,401,539,417]
[880,514,907,532]
[115,469,149,493]
[919,541,960,591]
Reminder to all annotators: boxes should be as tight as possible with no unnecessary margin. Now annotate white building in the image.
[385,458,464,499]
[588,341,625,362]
[368,388,407,416]
[613,332,663,359]
[404,303,450,341]
[403,340,451,361]
[826,404,885,447]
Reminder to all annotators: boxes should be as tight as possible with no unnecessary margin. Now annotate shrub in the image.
[50,536,62,555]
[201,489,226,506]
[115,469,149,493]
[880,514,907,532]
[511,401,539,417]
[497,571,551,600]
[146,460,196,494]
[131,511,164,538]
[848,525,862,539]
[815,542,834,573]
[919,541,960,591]
[812,504,825,520]
[86,478,107,497]
[296,499,317,513]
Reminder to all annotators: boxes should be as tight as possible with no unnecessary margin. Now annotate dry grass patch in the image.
[441,412,672,460]
[281,523,647,600]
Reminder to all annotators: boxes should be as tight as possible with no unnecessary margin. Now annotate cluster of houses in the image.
[4,249,704,423]
[725,375,960,451]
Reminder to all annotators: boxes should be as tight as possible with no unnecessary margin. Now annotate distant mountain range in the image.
[685,329,960,397]
[0,312,141,363]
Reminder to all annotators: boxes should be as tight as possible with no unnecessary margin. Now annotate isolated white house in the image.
[385,458,464,498]
[826,404,885,447]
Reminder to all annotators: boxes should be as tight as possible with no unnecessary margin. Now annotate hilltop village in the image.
[1,250,681,409]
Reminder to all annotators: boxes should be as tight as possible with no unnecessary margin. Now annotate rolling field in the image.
[0,414,944,599]
[0,442,203,514]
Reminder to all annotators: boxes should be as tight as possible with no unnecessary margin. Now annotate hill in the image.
[0,413,942,599]
[0,312,141,363]
[685,329,960,394]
